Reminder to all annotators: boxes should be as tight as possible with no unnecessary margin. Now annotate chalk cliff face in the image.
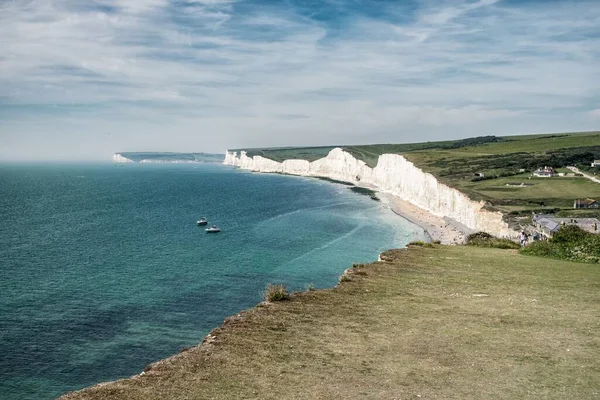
[112,153,134,163]
[223,148,516,238]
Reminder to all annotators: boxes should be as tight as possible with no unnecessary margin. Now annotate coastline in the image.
[59,164,468,399]
[304,174,469,245]
[59,244,600,399]
[305,173,469,245]
[224,148,517,239]
[59,169,439,399]
[377,193,468,245]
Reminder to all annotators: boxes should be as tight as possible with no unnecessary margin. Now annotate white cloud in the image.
[0,0,599,160]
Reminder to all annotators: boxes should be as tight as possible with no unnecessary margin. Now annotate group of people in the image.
[520,231,545,246]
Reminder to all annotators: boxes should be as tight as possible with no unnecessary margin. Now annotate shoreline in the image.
[60,170,468,399]
[60,244,599,399]
[377,192,468,245]
[314,174,470,245]
[329,175,469,245]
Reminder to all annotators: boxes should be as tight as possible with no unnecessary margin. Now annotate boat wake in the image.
[254,201,355,228]
[272,221,365,273]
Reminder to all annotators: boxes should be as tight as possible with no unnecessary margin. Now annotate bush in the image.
[263,284,289,302]
[520,225,600,263]
[408,241,434,248]
[467,232,493,241]
[466,232,520,249]
[551,225,590,244]
[520,240,559,258]
[556,210,600,218]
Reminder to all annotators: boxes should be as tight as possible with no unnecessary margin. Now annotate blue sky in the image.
[1,0,599,160]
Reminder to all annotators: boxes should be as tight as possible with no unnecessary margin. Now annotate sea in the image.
[0,162,426,399]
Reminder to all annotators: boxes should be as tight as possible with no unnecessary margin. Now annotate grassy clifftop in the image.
[233,131,600,216]
[234,131,599,168]
[61,245,600,399]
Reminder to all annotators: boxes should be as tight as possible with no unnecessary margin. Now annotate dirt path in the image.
[567,166,600,184]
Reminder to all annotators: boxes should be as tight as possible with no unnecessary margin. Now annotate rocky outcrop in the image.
[224,148,517,238]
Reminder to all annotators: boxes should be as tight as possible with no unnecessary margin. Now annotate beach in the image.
[378,192,469,245]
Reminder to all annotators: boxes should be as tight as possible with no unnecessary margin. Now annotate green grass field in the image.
[452,175,600,210]
[236,146,338,163]
[237,131,600,167]
[62,245,600,400]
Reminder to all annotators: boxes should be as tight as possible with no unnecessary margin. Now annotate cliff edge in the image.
[224,148,517,238]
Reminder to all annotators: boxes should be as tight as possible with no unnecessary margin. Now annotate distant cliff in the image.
[112,152,224,164]
[224,148,517,238]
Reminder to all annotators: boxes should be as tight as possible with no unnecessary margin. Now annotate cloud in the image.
[0,0,599,159]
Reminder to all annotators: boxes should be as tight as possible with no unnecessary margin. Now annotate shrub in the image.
[339,275,353,283]
[551,225,590,244]
[466,232,520,249]
[263,284,289,302]
[520,225,600,263]
[408,241,434,248]
[467,232,493,241]
[520,240,559,258]
[556,210,600,218]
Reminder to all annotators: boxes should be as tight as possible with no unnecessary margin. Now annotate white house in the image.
[533,166,557,177]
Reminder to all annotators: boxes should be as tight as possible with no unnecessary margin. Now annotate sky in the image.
[1,0,599,160]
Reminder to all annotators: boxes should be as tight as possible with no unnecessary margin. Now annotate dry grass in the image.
[61,246,600,400]
[262,284,290,302]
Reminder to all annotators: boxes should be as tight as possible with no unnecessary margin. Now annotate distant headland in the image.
[112,152,224,164]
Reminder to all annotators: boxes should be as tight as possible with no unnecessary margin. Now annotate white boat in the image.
[205,225,221,233]
[197,217,208,226]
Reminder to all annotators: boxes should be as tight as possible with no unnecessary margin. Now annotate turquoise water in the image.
[0,163,425,399]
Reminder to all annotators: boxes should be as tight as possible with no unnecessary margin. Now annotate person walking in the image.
[520,231,528,247]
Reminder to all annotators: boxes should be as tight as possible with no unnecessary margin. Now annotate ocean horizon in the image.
[0,162,425,399]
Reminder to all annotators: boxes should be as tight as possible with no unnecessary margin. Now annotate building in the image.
[532,214,600,237]
[533,166,557,177]
[574,198,599,209]
[592,160,600,167]
[531,215,561,237]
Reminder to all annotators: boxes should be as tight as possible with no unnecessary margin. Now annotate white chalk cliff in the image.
[224,148,517,238]
[112,153,133,163]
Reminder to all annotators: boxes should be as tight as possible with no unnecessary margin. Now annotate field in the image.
[62,245,600,400]
[232,146,337,163]
[451,174,600,210]
[398,132,600,214]
[235,132,600,216]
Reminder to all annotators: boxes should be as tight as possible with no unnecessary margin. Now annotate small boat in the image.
[205,225,221,233]
[197,217,208,226]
